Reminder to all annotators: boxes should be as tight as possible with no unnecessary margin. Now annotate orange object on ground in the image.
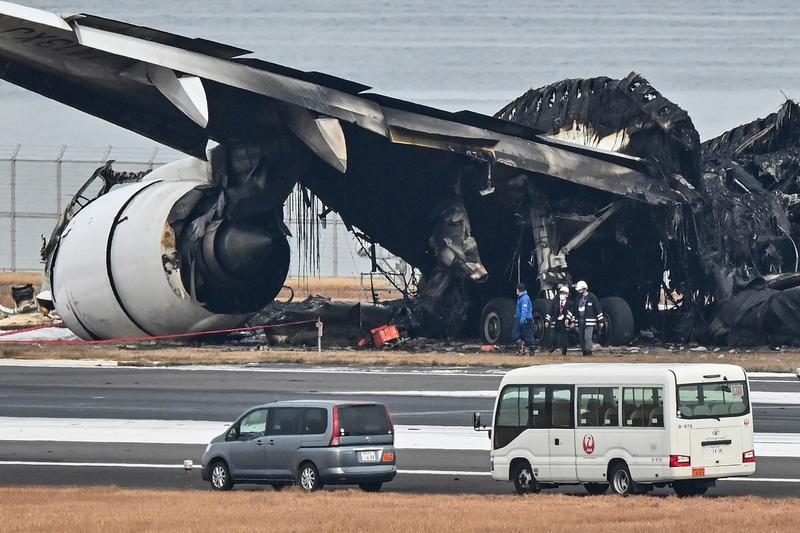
[370,325,400,348]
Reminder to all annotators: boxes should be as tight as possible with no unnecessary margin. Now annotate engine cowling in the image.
[51,157,290,340]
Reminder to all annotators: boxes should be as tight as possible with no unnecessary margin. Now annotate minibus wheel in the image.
[672,481,708,497]
[609,463,633,495]
[511,461,540,495]
[584,482,609,495]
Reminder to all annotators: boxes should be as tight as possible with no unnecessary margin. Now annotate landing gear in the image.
[479,298,516,344]
[597,296,635,346]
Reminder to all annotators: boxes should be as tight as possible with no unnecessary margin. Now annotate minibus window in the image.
[578,387,619,427]
[677,381,749,419]
[494,385,530,449]
[549,387,573,429]
[622,387,663,428]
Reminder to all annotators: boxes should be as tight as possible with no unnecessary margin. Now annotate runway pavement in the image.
[0,361,799,497]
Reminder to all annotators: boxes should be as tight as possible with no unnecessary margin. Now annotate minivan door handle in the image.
[554,438,560,446]
[255,439,263,446]
[268,439,275,446]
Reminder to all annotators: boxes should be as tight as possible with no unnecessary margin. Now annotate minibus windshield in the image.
[677,380,749,419]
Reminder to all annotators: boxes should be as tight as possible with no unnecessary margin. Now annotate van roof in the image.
[501,363,747,384]
[251,400,385,409]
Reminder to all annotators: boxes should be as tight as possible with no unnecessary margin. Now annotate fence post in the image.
[148,146,159,170]
[332,216,339,277]
[56,144,67,213]
[9,144,21,271]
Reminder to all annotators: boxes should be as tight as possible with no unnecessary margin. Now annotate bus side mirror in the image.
[473,411,489,433]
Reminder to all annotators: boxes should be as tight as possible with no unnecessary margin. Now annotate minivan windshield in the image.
[339,405,392,436]
[677,380,749,419]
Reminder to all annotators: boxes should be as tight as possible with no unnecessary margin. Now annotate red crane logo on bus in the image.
[582,434,595,455]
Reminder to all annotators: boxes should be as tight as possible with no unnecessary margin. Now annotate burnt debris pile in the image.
[496,75,800,345]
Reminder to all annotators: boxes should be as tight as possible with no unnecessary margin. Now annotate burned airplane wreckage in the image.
[2,3,800,347]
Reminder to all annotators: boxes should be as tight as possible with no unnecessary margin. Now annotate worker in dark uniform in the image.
[546,285,574,355]
[575,280,604,356]
[512,283,536,356]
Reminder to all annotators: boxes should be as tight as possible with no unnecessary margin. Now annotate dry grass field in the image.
[0,488,796,533]
[281,276,399,302]
[1,342,800,372]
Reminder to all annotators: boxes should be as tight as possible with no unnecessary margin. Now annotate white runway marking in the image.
[0,418,798,457]
[0,461,188,469]
[324,390,497,398]
[2,359,797,380]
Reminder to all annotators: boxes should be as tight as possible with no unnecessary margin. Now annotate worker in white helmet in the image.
[575,280,604,356]
[545,285,574,356]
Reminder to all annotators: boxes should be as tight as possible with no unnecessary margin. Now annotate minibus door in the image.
[548,386,577,482]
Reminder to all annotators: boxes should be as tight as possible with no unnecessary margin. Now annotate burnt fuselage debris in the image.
[4,3,800,346]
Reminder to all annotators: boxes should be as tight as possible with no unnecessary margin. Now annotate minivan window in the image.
[578,387,619,427]
[678,381,749,419]
[622,387,663,427]
[268,407,304,435]
[302,407,328,435]
[239,408,267,440]
[339,405,392,436]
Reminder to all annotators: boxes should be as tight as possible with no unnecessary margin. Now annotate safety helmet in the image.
[575,280,588,291]
[558,285,569,294]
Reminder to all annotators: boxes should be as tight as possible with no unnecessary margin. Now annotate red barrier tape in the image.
[0,319,319,346]
[0,322,64,337]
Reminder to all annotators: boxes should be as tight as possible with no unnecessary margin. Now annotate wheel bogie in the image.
[479,297,517,344]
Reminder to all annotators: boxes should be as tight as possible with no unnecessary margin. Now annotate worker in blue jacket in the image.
[513,283,536,355]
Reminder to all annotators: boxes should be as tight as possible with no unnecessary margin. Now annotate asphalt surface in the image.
[1,363,799,497]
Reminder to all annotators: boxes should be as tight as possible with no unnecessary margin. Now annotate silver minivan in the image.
[201,400,397,492]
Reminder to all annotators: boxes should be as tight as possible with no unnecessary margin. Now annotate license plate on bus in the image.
[706,446,724,456]
[359,451,377,462]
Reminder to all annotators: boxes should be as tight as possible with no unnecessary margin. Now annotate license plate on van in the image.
[359,451,377,462]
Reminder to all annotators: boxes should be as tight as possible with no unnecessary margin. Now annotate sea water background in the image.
[0,1,799,275]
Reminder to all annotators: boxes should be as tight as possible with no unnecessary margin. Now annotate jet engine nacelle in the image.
[51,157,290,340]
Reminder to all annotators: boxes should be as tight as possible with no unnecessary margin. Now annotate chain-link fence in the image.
[0,144,402,279]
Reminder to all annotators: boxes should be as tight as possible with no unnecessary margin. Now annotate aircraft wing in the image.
[0,1,682,205]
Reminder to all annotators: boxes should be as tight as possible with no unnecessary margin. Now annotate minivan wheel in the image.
[210,460,233,491]
[511,461,540,495]
[584,482,609,495]
[298,462,322,492]
[609,463,633,496]
[358,482,383,492]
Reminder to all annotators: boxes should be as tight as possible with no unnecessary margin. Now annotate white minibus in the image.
[477,363,756,496]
